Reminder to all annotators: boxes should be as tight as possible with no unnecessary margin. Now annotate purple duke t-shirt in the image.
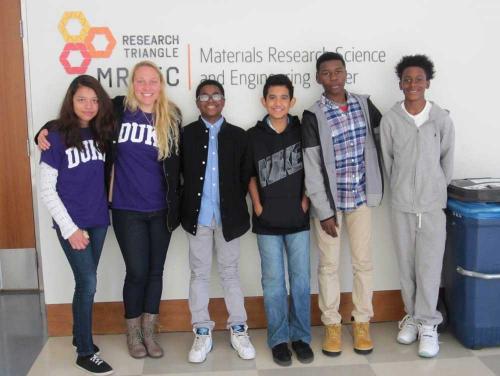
[40,128,110,228]
[111,109,167,212]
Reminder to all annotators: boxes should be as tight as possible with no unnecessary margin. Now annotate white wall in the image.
[23,0,500,304]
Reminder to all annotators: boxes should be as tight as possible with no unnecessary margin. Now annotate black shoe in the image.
[272,342,292,366]
[291,340,314,363]
[75,354,114,375]
[73,338,100,355]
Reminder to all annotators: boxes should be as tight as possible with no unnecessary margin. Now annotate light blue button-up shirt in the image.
[197,116,223,226]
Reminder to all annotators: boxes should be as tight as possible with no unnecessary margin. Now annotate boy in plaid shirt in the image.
[301,52,384,356]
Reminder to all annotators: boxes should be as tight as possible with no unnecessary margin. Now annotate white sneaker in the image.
[188,327,212,363]
[397,315,419,344]
[230,325,256,360]
[418,324,439,358]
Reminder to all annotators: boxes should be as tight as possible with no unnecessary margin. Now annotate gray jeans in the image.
[187,220,247,329]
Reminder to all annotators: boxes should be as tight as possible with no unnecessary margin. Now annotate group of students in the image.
[38,51,454,375]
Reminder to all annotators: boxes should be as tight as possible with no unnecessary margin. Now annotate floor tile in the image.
[479,354,500,375]
[92,334,146,375]
[0,292,47,376]
[258,364,376,376]
[471,346,500,357]
[370,357,496,376]
[28,340,94,376]
[364,322,472,363]
[25,322,491,376]
[28,335,144,376]
[254,326,368,370]
[142,331,256,374]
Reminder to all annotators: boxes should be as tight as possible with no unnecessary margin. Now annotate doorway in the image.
[0,0,39,291]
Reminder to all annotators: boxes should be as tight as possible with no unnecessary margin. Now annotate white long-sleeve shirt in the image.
[39,162,78,239]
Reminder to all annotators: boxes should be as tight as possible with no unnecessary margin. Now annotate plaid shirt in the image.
[320,93,367,211]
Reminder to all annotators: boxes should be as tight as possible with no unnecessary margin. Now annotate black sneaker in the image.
[73,338,100,355]
[291,340,314,363]
[75,354,114,375]
[271,342,292,366]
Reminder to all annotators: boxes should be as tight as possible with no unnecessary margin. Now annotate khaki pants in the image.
[313,204,373,324]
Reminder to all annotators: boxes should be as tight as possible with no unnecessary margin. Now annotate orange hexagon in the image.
[84,27,116,58]
[58,11,90,42]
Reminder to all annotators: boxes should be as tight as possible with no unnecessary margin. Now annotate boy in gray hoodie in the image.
[380,55,454,358]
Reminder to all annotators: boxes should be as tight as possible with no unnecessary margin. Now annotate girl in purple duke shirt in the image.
[39,75,115,375]
[38,61,182,360]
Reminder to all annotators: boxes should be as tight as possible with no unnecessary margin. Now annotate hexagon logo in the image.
[59,43,91,74]
[84,27,116,58]
[58,11,91,43]
[57,12,116,74]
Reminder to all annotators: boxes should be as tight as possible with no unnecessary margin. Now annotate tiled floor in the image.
[27,323,500,376]
[0,292,47,376]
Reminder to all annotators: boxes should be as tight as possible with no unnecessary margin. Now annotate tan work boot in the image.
[322,323,342,356]
[126,316,147,358]
[142,313,164,358]
[352,321,373,354]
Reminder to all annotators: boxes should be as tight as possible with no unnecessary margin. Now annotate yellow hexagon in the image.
[58,11,91,43]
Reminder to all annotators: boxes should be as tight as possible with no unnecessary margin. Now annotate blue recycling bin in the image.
[444,199,500,349]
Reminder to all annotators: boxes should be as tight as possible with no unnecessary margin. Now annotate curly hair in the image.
[395,54,435,80]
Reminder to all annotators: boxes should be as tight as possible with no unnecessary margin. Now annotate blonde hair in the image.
[125,60,181,159]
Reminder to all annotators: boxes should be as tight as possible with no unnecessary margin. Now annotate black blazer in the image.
[180,117,251,241]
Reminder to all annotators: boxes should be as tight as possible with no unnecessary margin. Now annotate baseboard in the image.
[46,290,405,336]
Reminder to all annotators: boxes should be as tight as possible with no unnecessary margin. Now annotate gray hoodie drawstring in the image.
[416,213,422,229]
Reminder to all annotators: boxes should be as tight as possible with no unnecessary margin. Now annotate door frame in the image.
[19,0,45,293]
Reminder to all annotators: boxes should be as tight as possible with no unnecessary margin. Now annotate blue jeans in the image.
[112,209,171,319]
[56,226,107,357]
[257,230,311,348]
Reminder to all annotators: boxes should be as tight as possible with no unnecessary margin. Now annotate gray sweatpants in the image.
[187,220,247,330]
[391,209,446,326]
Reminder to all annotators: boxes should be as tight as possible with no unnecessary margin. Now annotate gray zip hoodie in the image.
[380,101,455,213]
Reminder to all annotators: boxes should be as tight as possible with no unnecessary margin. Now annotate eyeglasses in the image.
[197,94,224,102]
